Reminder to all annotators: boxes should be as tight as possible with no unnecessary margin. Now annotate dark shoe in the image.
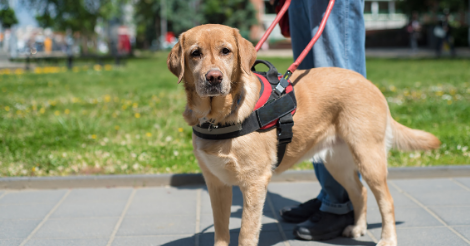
[279,198,321,223]
[294,210,354,241]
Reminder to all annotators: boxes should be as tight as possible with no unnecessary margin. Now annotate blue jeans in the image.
[288,0,366,215]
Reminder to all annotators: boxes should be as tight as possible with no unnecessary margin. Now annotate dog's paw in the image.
[376,239,397,246]
[342,224,367,238]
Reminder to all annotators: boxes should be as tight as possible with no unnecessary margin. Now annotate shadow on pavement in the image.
[166,186,383,246]
[161,223,376,246]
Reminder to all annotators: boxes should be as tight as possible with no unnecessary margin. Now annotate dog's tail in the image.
[390,118,441,151]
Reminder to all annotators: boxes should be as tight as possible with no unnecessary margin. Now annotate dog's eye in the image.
[221,48,231,55]
[191,50,201,57]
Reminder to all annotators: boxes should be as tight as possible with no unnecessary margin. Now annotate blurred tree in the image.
[134,0,201,49]
[24,0,129,54]
[134,0,257,49]
[201,0,257,39]
[0,7,18,28]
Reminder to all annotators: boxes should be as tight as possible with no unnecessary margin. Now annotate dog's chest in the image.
[195,149,240,185]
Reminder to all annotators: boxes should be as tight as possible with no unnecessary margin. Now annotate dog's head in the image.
[167,24,256,97]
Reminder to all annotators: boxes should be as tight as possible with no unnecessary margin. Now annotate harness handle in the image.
[251,60,280,85]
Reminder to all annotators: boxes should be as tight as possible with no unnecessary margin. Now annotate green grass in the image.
[0,56,469,176]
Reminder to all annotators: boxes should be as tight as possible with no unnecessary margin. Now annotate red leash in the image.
[255,0,335,81]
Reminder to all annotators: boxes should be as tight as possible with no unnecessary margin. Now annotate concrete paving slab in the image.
[1,177,470,246]
[24,238,108,246]
[0,203,57,220]
[454,178,470,189]
[367,207,442,228]
[200,192,248,215]
[132,186,200,203]
[64,188,132,203]
[117,216,195,236]
[200,212,279,233]
[32,217,118,239]
[113,235,195,246]
[268,182,322,212]
[0,190,67,204]
[201,187,270,214]
[50,201,127,218]
[0,220,41,239]
[284,230,376,246]
[429,206,470,225]
[393,178,467,194]
[411,191,470,206]
[367,186,418,208]
[0,239,25,246]
[200,231,285,246]
[369,227,469,246]
[453,226,470,241]
[126,200,196,217]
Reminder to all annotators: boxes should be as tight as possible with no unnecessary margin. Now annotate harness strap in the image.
[192,91,296,139]
[192,112,261,140]
[276,113,294,166]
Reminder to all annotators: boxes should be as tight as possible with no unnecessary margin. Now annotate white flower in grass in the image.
[173,151,179,156]
[121,164,128,170]
[442,94,452,100]
[165,136,172,142]
[132,163,140,170]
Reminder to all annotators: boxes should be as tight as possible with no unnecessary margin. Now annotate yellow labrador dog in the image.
[167,24,440,246]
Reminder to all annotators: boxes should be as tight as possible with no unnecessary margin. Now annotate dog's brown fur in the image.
[167,24,440,246]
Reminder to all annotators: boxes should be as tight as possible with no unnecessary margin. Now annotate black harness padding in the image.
[192,60,296,168]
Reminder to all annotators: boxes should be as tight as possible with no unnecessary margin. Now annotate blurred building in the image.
[250,0,407,42]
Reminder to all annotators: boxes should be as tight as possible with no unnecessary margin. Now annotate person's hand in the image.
[269,0,275,5]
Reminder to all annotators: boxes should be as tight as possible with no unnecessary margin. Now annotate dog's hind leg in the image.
[322,141,368,239]
[238,174,271,246]
[200,164,232,246]
[349,142,397,246]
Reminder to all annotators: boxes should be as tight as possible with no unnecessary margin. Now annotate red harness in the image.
[254,73,296,130]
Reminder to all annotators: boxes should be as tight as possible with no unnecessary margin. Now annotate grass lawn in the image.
[0,55,469,176]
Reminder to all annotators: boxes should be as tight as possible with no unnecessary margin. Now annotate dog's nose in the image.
[205,70,223,85]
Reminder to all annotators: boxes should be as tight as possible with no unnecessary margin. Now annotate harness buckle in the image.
[277,118,294,144]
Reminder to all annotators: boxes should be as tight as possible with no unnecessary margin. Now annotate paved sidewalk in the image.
[2,178,470,246]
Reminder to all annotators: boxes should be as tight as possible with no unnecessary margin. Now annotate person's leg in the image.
[307,0,366,77]
[282,0,365,228]
[290,0,366,240]
[314,162,353,214]
[288,0,314,70]
[309,0,366,213]
[287,0,353,214]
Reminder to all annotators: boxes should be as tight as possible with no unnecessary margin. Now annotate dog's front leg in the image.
[202,166,233,246]
[238,175,271,246]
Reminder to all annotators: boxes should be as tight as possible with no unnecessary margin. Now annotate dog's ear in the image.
[167,33,185,83]
[233,29,256,75]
